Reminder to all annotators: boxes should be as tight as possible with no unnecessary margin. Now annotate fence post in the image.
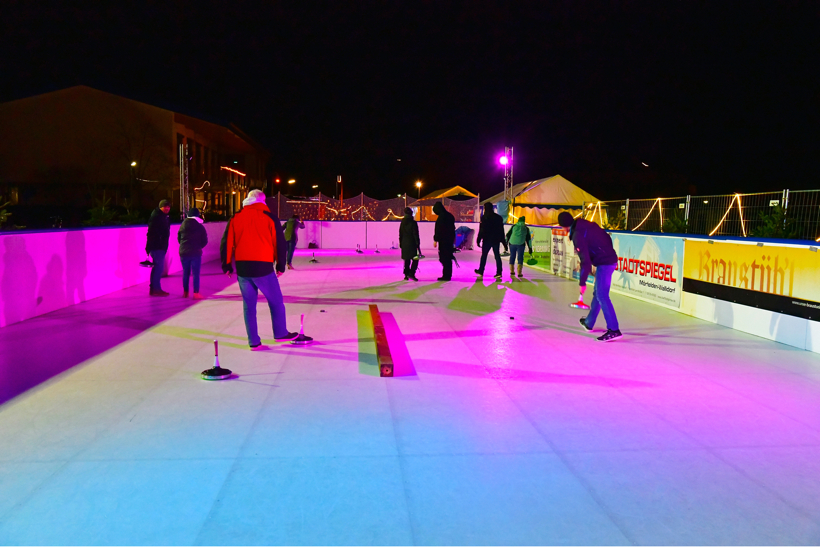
[782,189,789,211]
[685,195,691,225]
[624,199,630,230]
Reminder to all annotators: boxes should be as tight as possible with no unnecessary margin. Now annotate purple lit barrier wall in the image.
[0,222,227,328]
[292,221,480,250]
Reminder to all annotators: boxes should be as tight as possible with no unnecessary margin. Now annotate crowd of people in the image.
[144,193,622,346]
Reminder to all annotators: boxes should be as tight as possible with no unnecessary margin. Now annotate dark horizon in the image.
[2,1,818,202]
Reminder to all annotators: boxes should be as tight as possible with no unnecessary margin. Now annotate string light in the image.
[708,194,746,237]
[632,198,662,231]
[220,166,246,177]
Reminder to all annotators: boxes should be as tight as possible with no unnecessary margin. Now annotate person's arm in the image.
[297,220,305,229]
[220,220,233,274]
[200,223,209,250]
[526,227,533,254]
[574,233,592,287]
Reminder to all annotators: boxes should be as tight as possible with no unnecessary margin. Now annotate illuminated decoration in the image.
[499,155,508,166]
[631,198,663,232]
[584,201,605,226]
[194,180,211,192]
[288,179,296,184]
[220,166,246,177]
[382,209,404,221]
[708,193,746,237]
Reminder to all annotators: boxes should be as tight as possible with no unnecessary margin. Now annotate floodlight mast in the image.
[500,146,514,202]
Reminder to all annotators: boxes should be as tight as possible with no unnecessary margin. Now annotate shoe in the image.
[404,276,409,281]
[410,275,418,281]
[597,329,623,342]
[149,288,169,297]
[287,264,294,270]
[579,317,592,332]
[274,332,300,341]
[250,344,269,351]
[474,269,484,275]
[183,290,189,298]
[437,277,451,282]
[494,272,503,279]
[192,292,204,300]
[517,265,524,278]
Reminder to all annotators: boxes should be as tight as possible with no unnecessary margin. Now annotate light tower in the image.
[499,146,514,201]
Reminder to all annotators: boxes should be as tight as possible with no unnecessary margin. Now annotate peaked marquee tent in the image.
[482,174,599,225]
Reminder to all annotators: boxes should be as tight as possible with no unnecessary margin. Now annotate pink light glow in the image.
[498,156,508,166]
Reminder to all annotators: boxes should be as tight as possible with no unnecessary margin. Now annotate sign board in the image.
[610,232,685,309]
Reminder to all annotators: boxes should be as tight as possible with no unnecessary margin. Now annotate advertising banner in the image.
[527,226,552,270]
[550,227,595,285]
[683,240,820,320]
[610,233,684,309]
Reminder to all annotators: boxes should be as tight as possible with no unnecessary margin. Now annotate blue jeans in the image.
[583,263,619,331]
[238,272,290,346]
[509,244,525,265]
[181,256,201,293]
[149,249,166,290]
[287,239,297,265]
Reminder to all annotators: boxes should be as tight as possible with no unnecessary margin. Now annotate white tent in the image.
[482,174,599,225]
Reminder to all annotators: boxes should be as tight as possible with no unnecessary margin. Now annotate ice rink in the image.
[1,249,820,545]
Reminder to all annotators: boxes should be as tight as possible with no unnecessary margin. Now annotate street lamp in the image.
[288,179,296,184]
[129,161,137,202]
[415,180,422,199]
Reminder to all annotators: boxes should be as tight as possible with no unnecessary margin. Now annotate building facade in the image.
[0,85,269,221]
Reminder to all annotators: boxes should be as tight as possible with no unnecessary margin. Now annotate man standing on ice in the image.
[221,189,311,349]
[557,212,622,342]
[432,201,455,281]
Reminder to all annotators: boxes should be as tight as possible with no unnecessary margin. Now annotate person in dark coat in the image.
[283,214,305,269]
[178,208,209,299]
[474,203,507,279]
[558,211,622,342]
[432,201,456,281]
[399,207,420,281]
[146,199,171,296]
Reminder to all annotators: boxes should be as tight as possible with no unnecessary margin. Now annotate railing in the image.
[267,192,479,223]
[584,189,820,241]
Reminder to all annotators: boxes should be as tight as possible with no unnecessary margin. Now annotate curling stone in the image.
[356,244,364,254]
[375,244,380,253]
[309,252,319,263]
[201,340,232,380]
[569,293,590,310]
[291,314,313,346]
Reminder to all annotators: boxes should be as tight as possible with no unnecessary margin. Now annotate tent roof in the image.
[419,185,477,200]
[481,174,599,207]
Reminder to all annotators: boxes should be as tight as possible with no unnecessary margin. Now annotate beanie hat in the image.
[557,212,574,227]
[159,199,170,208]
[187,208,200,218]
[404,207,413,216]
[242,189,267,207]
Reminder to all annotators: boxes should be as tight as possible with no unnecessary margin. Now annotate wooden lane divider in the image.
[368,304,394,377]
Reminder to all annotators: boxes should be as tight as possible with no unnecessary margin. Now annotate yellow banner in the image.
[683,240,820,303]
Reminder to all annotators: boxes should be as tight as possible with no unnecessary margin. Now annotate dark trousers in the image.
[181,256,201,293]
[286,239,297,265]
[477,242,502,275]
[403,258,419,277]
[438,246,454,280]
[149,249,166,290]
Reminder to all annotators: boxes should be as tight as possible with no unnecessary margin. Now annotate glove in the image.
[222,264,233,275]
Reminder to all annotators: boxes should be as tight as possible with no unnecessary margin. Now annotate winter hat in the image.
[557,212,574,227]
[404,207,413,216]
[187,208,201,218]
[158,199,170,208]
[242,189,267,207]
[483,204,494,213]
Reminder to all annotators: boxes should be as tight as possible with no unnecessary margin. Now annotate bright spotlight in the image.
[499,156,508,166]
[288,179,296,184]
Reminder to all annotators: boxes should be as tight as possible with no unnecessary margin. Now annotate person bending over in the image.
[221,189,311,349]
[558,212,622,342]
[432,201,455,281]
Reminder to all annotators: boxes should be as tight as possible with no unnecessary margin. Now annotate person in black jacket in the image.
[432,201,456,281]
[146,199,171,296]
[178,208,208,299]
[558,212,622,342]
[474,203,507,279]
[399,207,420,281]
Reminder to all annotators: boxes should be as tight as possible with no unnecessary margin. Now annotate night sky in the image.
[2,1,818,200]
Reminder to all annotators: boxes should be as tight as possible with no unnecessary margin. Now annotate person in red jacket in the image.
[220,189,311,349]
